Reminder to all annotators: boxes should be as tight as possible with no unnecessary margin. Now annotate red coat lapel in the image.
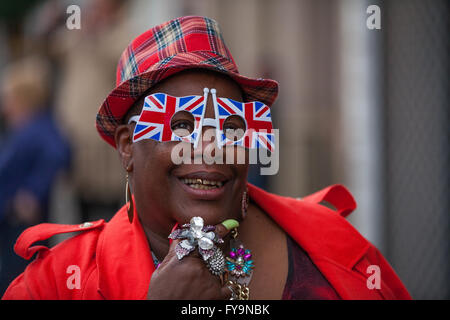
[247,183,368,268]
[96,204,154,300]
[247,183,382,299]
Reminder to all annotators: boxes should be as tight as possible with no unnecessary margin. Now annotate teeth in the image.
[180,178,224,188]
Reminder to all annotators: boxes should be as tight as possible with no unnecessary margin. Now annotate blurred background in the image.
[0,0,448,299]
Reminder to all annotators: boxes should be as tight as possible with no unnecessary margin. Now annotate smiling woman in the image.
[117,70,249,232]
[2,16,410,300]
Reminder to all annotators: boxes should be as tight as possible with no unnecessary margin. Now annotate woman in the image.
[2,16,410,300]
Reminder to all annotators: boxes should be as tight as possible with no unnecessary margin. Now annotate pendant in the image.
[224,229,254,300]
[225,242,254,277]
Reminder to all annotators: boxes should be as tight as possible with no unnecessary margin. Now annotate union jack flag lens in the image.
[131,92,275,152]
[215,97,275,152]
[132,93,206,144]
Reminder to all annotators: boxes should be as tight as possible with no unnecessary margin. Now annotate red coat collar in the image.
[247,184,369,269]
[96,204,154,300]
[96,183,368,299]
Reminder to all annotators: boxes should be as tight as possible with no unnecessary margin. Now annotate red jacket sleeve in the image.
[2,250,59,300]
[2,273,32,299]
[353,244,412,299]
[2,221,104,300]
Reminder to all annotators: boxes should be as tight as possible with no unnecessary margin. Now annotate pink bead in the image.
[244,254,252,260]
[229,251,236,258]
[237,248,245,256]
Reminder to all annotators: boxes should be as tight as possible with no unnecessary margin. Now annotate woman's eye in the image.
[223,115,246,141]
[172,121,194,136]
[223,123,238,131]
[173,121,190,129]
[171,111,195,137]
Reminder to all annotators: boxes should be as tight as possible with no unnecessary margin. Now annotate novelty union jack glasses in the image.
[128,88,275,152]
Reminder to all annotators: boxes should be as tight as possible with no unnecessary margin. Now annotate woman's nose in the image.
[193,125,219,160]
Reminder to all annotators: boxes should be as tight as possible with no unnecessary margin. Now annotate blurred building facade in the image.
[0,0,448,299]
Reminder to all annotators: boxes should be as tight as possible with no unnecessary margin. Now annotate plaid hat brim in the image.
[96,52,279,148]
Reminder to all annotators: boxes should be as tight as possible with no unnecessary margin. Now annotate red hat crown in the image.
[96,16,278,148]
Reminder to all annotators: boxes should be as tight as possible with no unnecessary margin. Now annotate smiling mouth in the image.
[180,178,224,190]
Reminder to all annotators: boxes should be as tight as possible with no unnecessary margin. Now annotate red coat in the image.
[2,184,411,300]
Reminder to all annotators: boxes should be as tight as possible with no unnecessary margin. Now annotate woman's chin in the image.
[174,206,230,227]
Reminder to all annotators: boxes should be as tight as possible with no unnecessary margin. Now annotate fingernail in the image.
[221,219,239,230]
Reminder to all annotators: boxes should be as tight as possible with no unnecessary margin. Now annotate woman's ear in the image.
[115,124,134,171]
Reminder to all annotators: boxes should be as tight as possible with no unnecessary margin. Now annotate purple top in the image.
[282,235,341,300]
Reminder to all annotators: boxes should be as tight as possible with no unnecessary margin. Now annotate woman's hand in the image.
[146,222,232,300]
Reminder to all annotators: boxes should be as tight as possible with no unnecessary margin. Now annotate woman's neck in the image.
[142,224,172,263]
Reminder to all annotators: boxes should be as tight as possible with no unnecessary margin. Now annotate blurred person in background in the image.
[0,55,71,294]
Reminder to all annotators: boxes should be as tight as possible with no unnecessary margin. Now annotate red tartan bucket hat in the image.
[96,16,279,147]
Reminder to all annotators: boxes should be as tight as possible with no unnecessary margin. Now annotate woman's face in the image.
[116,70,249,237]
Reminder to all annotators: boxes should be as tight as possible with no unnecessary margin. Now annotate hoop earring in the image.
[126,173,134,223]
[241,187,249,220]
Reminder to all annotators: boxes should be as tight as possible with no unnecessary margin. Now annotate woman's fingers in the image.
[168,218,238,248]
[151,219,241,300]
[166,218,239,261]
[166,238,201,262]
[214,218,239,239]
